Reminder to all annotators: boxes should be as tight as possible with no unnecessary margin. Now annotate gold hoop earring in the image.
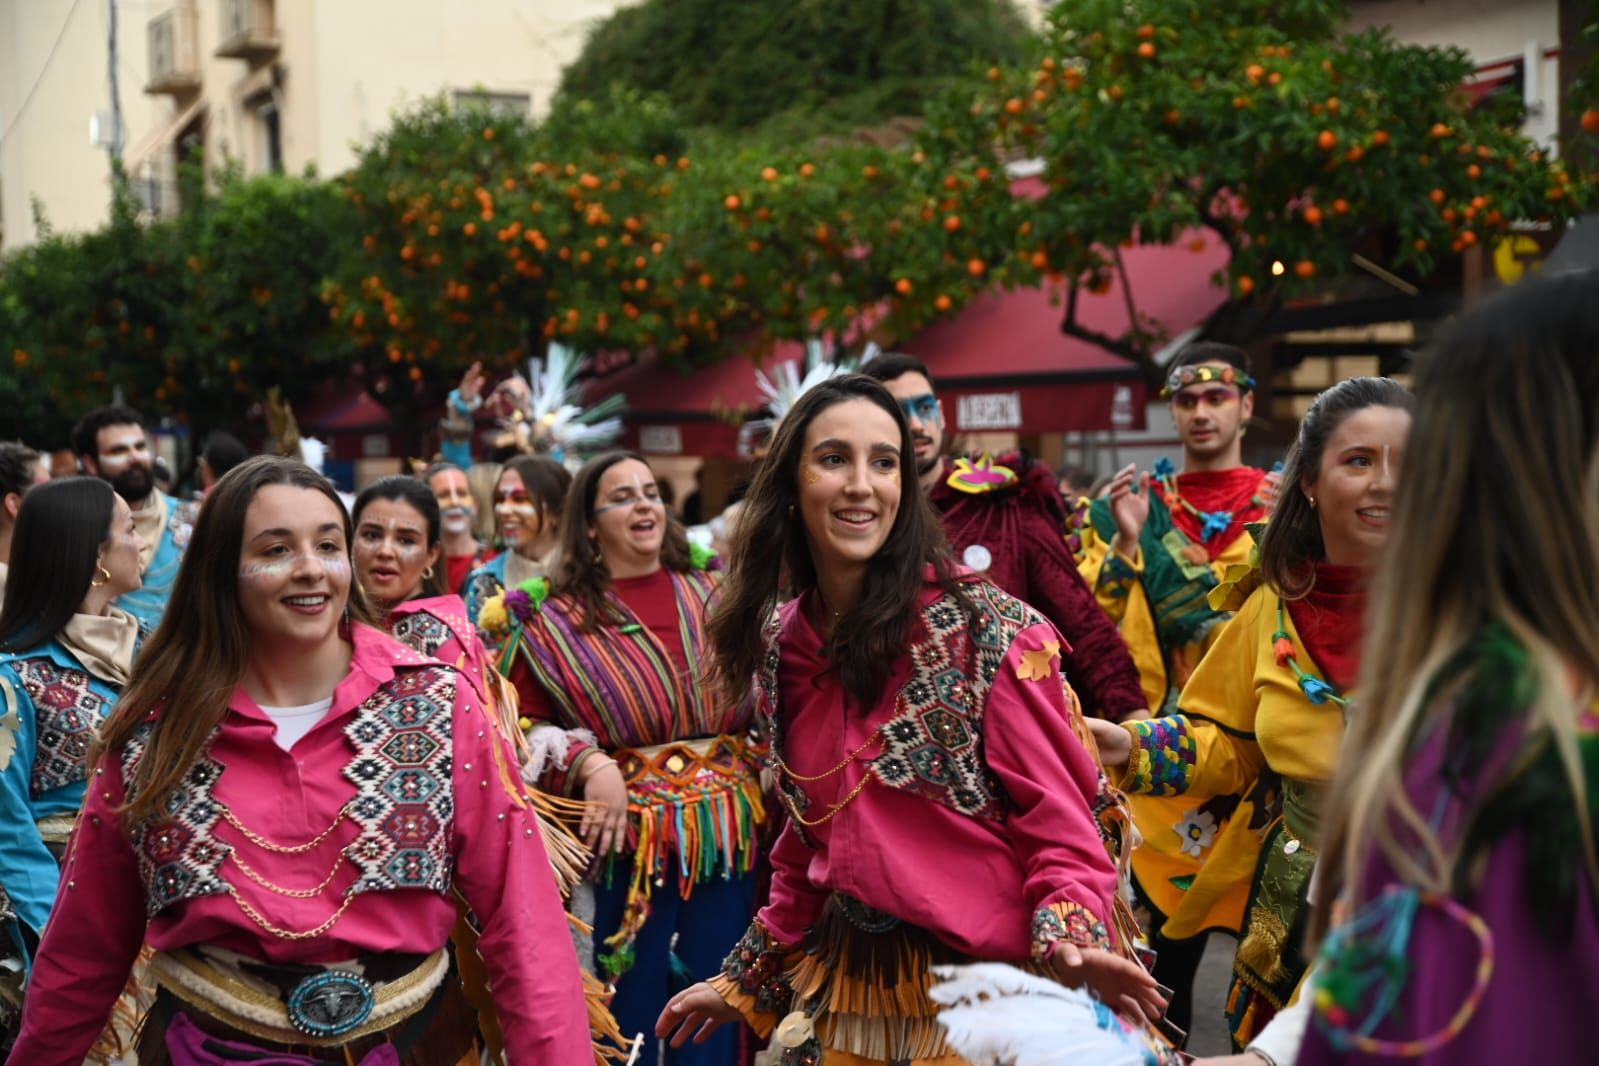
[90,564,111,588]
[1308,496,1317,509]
[423,565,435,580]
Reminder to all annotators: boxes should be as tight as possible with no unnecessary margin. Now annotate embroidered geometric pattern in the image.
[722,919,794,1017]
[123,727,230,916]
[1030,900,1111,962]
[16,659,109,797]
[342,666,457,896]
[1123,714,1197,797]
[391,609,452,661]
[867,583,1038,821]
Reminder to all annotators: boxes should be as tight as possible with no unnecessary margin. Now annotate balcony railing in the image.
[146,3,200,95]
[215,0,279,61]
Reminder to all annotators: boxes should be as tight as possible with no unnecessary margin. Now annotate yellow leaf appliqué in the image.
[1015,640,1061,682]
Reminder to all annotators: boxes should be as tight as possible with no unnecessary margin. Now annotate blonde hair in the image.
[1314,273,1599,939]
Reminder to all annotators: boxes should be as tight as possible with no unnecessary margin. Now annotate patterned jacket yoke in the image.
[759,580,1048,844]
[8,657,113,798]
[121,665,459,918]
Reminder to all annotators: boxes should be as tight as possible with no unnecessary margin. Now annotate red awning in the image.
[592,229,1228,456]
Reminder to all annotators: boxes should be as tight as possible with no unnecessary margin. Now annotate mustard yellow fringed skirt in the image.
[761,895,1048,1066]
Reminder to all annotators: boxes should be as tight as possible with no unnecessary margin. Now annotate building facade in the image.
[0,0,622,252]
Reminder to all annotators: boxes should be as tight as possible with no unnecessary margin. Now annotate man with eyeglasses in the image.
[70,406,193,627]
[862,352,1149,724]
[1069,341,1279,1040]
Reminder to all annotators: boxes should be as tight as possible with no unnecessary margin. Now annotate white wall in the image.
[1348,0,1561,150]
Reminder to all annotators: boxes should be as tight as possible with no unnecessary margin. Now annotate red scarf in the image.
[1284,562,1369,692]
[1157,466,1269,559]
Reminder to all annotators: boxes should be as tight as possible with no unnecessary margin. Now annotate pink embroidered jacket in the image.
[9,624,590,1066]
[387,593,493,701]
[747,576,1118,975]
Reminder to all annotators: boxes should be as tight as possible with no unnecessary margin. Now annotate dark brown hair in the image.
[96,456,376,827]
[1258,376,1414,598]
[708,374,969,709]
[353,475,447,600]
[550,451,691,632]
[496,454,572,539]
[0,478,115,651]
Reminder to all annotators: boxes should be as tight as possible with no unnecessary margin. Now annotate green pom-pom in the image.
[688,541,717,571]
[516,575,550,609]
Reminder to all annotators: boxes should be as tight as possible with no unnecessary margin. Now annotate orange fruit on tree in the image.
[1414,238,1429,252]
[1137,24,1155,39]
[463,222,477,236]
[1138,42,1156,59]
[1005,97,1025,115]
[935,294,953,311]
[895,278,914,295]
[1294,260,1316,278]
[944,215,962,232]
[1303,205,1324,225]
[1467,163,1482,179]
[1460,229,1478,246]
[1332,198,1350,215]
[1345,145,1364,163]
[761,166,778,181]
[724,194,741,210]
[1317,130,1338,150]
[987,66,1003,82]
[1373,130,1390,146]
[1165,108,1181,125]
[1246,63,1265,83]
[1031,250,1050,269]
[1430,122,1451,138]
[1267,71,1282,86]
[1235,275,1255,297]
[967,258,987,277]
[1583,108,1599,133]
[1429,187,1446,205]
[800,162,816,177]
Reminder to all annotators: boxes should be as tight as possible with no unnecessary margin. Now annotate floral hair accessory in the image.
[1161,362,1256,398]
[477,577,550,636]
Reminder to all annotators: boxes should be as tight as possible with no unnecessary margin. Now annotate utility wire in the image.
[0,0,91,155]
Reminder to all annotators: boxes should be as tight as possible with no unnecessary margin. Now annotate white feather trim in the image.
[931,964,1148,1066]
[521,725,599,785]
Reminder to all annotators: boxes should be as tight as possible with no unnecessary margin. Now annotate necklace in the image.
[1273,603,1347,706]
[772,729,884,826]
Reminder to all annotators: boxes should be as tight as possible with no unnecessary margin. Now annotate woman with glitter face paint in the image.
[6,456,590,1065]
[463,456,571,654]
[477,451,763,1066]
[425,462,495,596]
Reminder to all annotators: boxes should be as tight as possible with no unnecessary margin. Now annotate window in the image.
[246,92,283,174]
[452,90,531,117]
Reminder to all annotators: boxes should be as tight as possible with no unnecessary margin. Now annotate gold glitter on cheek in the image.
[804,469,821,485]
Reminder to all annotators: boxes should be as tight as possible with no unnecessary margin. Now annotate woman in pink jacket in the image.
[657,376,1168,1065]
[6,456,589,1066]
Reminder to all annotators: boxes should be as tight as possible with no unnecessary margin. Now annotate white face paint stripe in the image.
[239,556,352,580]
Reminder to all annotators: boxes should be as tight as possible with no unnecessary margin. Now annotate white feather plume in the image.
[753,338,854,422]
[931,964,1152,1066]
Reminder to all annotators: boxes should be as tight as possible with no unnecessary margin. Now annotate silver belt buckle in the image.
[285,969,376,1038]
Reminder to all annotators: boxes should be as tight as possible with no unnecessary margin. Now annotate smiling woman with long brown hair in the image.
[6,455,588,1065]
[658,375,1165,1066]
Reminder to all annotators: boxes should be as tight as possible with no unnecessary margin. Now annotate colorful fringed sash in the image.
[598,734,766,978]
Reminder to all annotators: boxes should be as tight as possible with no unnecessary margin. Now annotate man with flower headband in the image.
[1069,341,1279,1038]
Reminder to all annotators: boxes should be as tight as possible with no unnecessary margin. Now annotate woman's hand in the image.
[1050,943,1167,1025]
[656,982,742,1048]
[1087,718,1133,771]
[579,758,629,855]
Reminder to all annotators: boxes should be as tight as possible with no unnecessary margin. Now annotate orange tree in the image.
[646,136,1021,360]
[1,191,185,427]
[917,0,1586,382]
[325,95,723,435]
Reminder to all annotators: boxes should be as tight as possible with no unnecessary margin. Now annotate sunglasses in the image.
[897,394,940,422]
